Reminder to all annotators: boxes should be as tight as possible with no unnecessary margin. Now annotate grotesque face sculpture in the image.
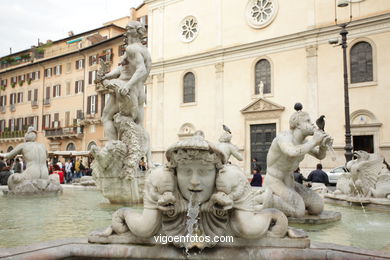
[177,161,216,204]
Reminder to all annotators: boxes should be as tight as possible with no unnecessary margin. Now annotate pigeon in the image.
[222,124,231,134]
[294,102,303,111]
[316,115,326,131]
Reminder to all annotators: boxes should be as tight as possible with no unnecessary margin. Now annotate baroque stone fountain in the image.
[0,127,62,195]
[90,21,152,204]
[325,150,390,209]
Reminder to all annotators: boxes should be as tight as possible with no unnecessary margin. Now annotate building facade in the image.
[144,0,390,172]
[0,5,148,155]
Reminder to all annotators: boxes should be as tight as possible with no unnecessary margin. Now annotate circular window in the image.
[180,16,199,43]
[246,0,278,29]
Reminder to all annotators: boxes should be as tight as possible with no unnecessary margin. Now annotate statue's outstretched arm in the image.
[0,144,24,159]
[104,66,121,80]
[278,135,317,157]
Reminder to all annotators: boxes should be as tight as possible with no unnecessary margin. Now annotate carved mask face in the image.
[176,161,216,204]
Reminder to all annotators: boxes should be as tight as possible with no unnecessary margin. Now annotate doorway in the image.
[353,135,374,153]
[250,123,276,172]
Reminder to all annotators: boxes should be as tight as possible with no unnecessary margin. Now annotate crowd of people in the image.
[0,155,93,185]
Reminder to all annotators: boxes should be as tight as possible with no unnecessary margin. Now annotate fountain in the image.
[90,21,152,204]
[0,127,62,195]
[325,150,390,209]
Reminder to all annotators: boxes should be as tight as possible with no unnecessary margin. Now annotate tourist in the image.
[65,159,73,183]
[0,156,6,170]
[293,168,307,184]
[74,158,81,178]
[139,157,146,171]
[307,163,329,186]
[52,164,65,184]
[250,168,262,187]
[251,158,261,172]
[78,160,85,178]
[13,158,22,173]
[0,166,11,185]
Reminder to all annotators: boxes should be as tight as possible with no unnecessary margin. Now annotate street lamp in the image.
[332,0,354,162]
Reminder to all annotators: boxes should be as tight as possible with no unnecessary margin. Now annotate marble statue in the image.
[99,21,151,140]
[333,151,390,199]
[0,127,62,195]
[216,126,243,162]
[89,132,304,249]
[263,105,333,217]
[91,21,152,204]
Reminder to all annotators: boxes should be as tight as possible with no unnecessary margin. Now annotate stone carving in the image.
[216,125,243,162]
[263,105,333,218]
[89,133,303,250]
[91,21,152,204]
[333,151,390,199]
[0,127,62,195]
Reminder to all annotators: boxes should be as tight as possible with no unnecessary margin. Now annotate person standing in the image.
[307,163,329,186]
[251,158,261,172]
[65,159,73,183]
[250,168,263,187]
[293,168,307,184]
[13,158,22,173]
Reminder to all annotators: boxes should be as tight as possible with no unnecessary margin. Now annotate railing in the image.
[10,104,15,112]
[0,130,26,139]
[45,126,84,138]
[44,98,50,105]
[31,100,38,107]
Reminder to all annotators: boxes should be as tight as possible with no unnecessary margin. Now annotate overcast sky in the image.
[0,0,143,57]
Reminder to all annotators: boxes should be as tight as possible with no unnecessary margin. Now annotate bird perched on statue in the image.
[294,102,303,111]
[222,124,231,134]
[316,115,326,131]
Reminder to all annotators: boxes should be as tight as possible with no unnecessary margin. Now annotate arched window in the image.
[183,72,195,103]
[350,41,373,84]
[255,59,271,94]
[87,141,97,150]
[66,143,76,151]
[7,146,13,152]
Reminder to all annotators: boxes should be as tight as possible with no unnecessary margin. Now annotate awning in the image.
[48,150,90,156]
[66,38,82,44]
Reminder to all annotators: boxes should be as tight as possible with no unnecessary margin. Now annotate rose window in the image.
[246,0,278,29]
[180,16,198,42]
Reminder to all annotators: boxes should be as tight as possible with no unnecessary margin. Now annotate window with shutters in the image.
[254,59,271,95]
[17,92,23,103]
[1,95,7,108]
[16,118,23,131]
[77,110,84,119]
[9,118,15,131]
[33,89,38,101]
[53,85,61,97]
[183,72,195,103]
[87,95,98,115]
[75,80,84,93]
[53,65,62,75]
[118,45,126,56]
[10,93,16,105]
[0,79,7,87]
[65,111,70,127]
[88,70,97,85]
[350,41,373,84]
[28,90,32,101]
[89,54,98,66]
[53,113,60,128]
[0,120,5,132]
[75,59,85,70]
[45,68,52,78]
[11,76,17,84]
[43,114,51,129]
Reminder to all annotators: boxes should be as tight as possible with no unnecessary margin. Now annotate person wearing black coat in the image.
[250,168,263,187]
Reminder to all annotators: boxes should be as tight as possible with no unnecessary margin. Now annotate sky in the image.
[0,0,144,57]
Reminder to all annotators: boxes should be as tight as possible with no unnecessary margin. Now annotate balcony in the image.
[0,106,5,113]
[10,104,16,112]
[44,98,50,106]
[45,126,84,140]
[31,100,38,108]
[0,130,26,143]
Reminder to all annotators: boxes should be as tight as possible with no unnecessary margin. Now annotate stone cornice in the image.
[150,13,390,74]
